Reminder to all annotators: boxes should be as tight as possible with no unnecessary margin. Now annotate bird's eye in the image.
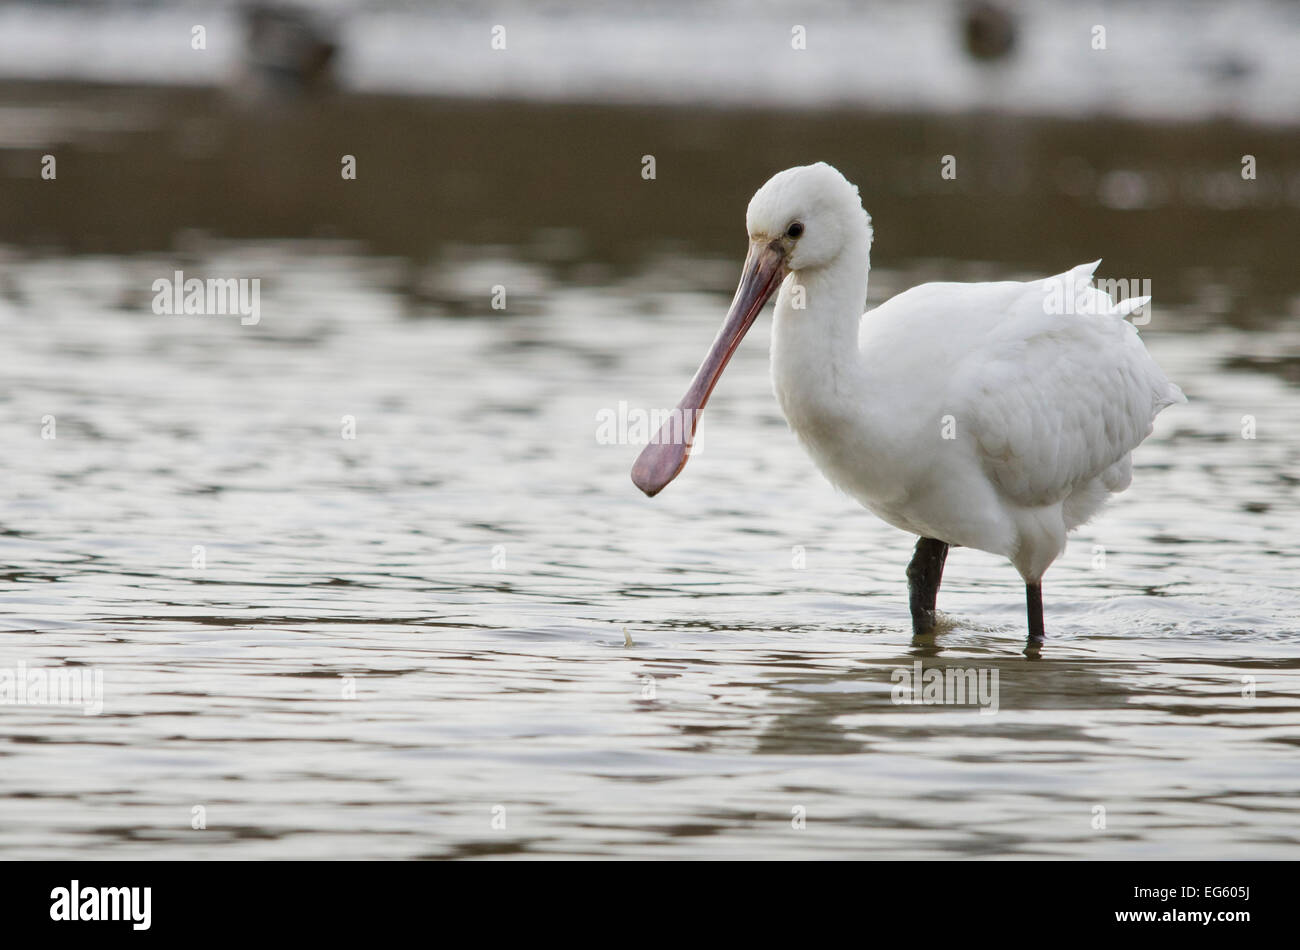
[786,222,805,239]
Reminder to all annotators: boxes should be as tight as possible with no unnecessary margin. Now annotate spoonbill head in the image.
[632,162,1184,651]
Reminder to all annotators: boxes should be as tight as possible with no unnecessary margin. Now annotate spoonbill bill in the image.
[631,163,1183,650]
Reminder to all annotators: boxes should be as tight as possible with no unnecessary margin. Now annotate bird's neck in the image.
[769,235,873,414]
[768,235,908,507]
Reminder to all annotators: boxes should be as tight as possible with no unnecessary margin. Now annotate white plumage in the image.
[633,162,1184,645]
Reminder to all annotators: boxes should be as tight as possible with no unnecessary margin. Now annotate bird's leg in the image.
[1025,581,1045,648]
[906,537,949,636]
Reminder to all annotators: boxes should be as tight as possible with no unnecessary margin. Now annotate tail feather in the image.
[1160,380,1187,408]
[1115,295,1150,317]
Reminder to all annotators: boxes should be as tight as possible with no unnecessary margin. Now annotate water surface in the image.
[1,240,1297,859]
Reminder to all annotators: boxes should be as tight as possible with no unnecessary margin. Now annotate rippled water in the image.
[1,244,1297,859]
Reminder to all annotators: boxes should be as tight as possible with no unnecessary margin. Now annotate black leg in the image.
[1025,581,1045,648]
[906,537,949,636]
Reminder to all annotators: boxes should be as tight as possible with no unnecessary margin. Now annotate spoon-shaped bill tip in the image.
[630,240,788,497]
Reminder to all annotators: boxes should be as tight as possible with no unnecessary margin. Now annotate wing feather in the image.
[950,262,1184,507]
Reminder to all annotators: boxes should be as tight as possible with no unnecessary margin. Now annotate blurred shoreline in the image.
[1,1,1298,125]
[1,77,1297,329]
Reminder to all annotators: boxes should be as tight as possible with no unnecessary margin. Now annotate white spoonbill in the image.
[632,162,1184,650]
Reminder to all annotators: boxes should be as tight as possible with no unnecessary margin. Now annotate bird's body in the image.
[632,163,1183,648]
[772,259,1182,583]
